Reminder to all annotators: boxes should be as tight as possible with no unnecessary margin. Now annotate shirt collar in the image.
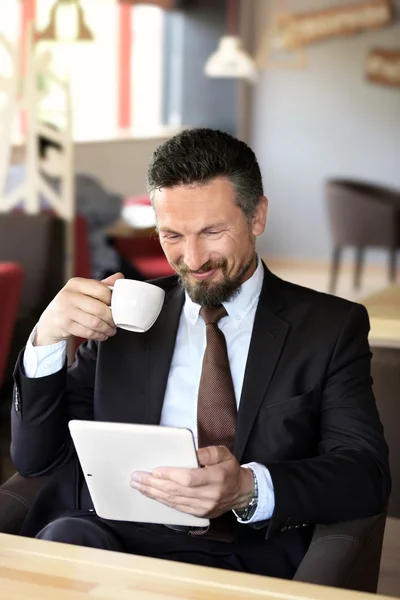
[184,256,264,327]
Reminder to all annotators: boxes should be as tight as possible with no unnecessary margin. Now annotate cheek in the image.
[160,240,180,263]
[222,234,248,258]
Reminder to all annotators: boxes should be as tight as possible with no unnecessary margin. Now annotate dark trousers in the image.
[36,513,311,579]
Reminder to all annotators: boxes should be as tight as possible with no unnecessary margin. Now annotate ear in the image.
[251,196,268,237]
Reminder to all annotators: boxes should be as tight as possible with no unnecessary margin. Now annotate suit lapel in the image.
[146,282,184,425]
[234,265,289,462]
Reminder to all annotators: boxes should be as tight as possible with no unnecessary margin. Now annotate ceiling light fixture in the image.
[36,0,94,43]
[204,0,257,83]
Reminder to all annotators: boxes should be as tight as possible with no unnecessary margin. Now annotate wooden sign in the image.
[268,0,393,51]
[119,0,176,8]
[366,48,400,87]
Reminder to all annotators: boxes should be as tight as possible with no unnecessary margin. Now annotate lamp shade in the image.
[36,0,94,43]
[204,36,257,82]
[118,0,177,7]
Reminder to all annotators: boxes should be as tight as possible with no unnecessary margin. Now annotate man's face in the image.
[154,177,267,307]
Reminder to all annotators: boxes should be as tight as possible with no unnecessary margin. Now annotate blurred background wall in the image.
[163,0,238,134]
[241,0,400,262]
[8,0,239,195]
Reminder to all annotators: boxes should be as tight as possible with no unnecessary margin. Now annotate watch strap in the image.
[232,466,258,522]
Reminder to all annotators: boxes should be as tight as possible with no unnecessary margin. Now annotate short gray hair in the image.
[147,128,264,220]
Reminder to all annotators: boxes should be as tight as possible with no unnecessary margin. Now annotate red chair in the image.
[115,233,174,279]
[124,194,151,206]
[0,263,24,389]
[133,256,175,279]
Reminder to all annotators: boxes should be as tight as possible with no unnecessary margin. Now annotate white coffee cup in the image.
[108,279,165,333]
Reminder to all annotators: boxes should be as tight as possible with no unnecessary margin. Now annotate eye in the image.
[206,231,220,236]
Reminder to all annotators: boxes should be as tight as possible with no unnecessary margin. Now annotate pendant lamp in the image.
[36,0,94,43]
[204,0,257,83]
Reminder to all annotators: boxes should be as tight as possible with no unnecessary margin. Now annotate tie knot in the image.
[200,305,227,325]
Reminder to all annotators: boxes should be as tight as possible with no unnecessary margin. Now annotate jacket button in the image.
[281,526,288,532]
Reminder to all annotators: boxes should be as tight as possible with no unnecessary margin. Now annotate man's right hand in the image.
[34,273,124,347]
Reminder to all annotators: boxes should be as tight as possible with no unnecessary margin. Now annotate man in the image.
[11,128,390,579]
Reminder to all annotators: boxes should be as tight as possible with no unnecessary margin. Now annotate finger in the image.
[66,319,109,342]
[131,472,199,498]
[150,466,207,488]
[66,277,115,305]
[101,272,125,285]
[197,445,232,467]
[65,306,116,338]
[131,481,202,510]
[151,465,227,489]
[152,496,205,515]
[71,293,115,327]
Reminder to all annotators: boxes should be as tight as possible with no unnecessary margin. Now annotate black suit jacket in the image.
[11,264,391,541]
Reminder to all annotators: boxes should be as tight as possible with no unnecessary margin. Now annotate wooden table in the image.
[361,285,400,347]
[0,534,396,600]
[105,218,155,239]
[106,204,156,239]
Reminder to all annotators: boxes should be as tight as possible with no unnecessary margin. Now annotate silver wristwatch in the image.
[232,466,259,522]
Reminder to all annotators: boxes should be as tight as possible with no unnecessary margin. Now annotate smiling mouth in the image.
[189,268,218,281]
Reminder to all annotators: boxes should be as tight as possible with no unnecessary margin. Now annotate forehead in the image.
[153,177,240,225]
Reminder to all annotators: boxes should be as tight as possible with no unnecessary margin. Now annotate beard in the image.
[173,255,256,308]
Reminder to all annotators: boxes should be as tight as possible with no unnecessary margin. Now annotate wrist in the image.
[233,466,255,510]
[34,325,65,347]
[232,466,259,522]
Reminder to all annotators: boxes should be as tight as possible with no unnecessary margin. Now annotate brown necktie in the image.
[197,305,237,451]
[193,305,237,541]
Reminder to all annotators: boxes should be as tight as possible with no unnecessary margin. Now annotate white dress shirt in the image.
[23,258,275,524]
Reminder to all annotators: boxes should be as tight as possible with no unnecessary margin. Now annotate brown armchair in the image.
[325,179,400,293]
[0,473,386,593]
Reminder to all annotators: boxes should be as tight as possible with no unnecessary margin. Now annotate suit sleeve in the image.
[11,340,98,477]
[264,304,391,538]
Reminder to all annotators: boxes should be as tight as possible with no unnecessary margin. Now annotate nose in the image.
[183,237,208,272]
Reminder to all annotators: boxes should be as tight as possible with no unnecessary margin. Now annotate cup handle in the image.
[107,285,114,308]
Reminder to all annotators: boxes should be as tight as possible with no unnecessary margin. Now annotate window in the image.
[3,0,166,144]
[131,5,165,135]
[36,0,119,141]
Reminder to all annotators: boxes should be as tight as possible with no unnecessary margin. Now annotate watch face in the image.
[233,500,257,522]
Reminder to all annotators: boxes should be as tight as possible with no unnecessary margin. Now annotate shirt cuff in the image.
[23,326,67,378]
[239,462,275,524]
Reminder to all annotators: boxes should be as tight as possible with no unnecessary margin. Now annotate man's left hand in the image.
[130,445,254,519]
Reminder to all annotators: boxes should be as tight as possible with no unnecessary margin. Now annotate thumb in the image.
[101,272,125,286]
[197,445,231,467]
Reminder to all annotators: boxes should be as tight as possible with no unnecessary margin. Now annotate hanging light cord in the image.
[227,0,238,36]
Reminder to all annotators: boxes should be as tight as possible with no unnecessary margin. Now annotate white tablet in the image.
[68,420,209,528]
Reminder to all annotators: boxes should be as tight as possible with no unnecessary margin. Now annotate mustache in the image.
[175,259,227,276]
